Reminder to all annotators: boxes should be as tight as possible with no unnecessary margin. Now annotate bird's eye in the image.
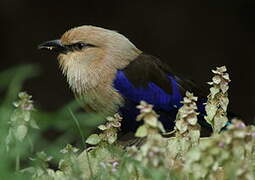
[75,42,87,50]
[64,42,95,52]
[74,42,95,50]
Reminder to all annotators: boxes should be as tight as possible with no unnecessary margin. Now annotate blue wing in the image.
[113,53,207,132]
[113,70,186,132]
[114,70,183,111]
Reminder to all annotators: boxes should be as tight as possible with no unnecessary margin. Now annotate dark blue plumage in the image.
[113,53,209,132]
[114,71,183,111]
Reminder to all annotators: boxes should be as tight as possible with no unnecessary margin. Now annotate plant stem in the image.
[16,152,20,171]
[68,108,94,177]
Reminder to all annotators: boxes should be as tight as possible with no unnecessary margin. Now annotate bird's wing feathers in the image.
[114,70,182,111]
[113,53,205,111]
[119,53,173,94]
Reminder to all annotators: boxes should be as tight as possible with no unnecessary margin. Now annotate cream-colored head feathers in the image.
[58,26,141,93]
[57,25,142,114]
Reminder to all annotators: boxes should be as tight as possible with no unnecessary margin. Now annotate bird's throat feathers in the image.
[58,52,138,114]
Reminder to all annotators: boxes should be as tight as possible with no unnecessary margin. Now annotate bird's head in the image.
[38,25,142,93]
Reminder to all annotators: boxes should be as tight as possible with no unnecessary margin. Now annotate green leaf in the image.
[106,117,114,122]
[15,125,28,142]
[220,96,229,112]
[212,75,221,84]
[135,125,148,137]
[210,87,219,99]
[167,138,179,158]
[107,135,117,144]
[145,115,158,127]
[175,120,188,134]
[37,151,52,161]
[193,163,207,178]
[214,115,228,134]
[98,125,107,131]
[86,134,101,145]
[30,119,40,129]
[20,167,36,174]
[205,103,218,124]
[220,81,229,94]
[185,148,201,162]
[58,159,69,171]
[187,116,198,125]
[157,122,166,133]
[10,110,20,122]
[5,129,13,152]
[23,111,31,122]
[178,138,190,154]
[189,129,200,144]
[233,130,246,138]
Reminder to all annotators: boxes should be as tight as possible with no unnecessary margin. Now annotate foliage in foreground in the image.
[1,65,255,180]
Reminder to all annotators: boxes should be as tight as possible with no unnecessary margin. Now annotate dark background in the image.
[0,0,254,123]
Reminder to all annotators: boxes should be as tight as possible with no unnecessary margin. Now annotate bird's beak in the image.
[38,39,67,53]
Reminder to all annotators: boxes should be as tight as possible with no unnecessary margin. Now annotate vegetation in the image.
[0,65,254,180]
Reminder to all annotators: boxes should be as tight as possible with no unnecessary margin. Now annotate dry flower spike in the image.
[205,66,230,134]
[86,113,122,145]
[173,91,200,157]
[135,101,165,137]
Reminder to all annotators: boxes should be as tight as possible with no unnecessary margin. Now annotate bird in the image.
[38,25,209,133]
